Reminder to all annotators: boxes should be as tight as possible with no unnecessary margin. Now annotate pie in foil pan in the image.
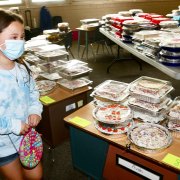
[127,123,172,153]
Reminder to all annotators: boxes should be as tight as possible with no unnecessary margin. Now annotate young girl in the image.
[0,9,43,179]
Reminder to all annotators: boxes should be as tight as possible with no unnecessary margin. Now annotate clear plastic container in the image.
[35,49,68,61]
[57,77,92,91]
[35,80,56,95]
[167,96,180,120]
[128,97,172,112]
[38,60,67,73]
[24,53,43,64]
[129,76,173,103]
[38,62,57,73]
[58,65,92,79]
[39,72,62,81]
[129,104,167,123]
[91,80,129,102]
[60,59,88,69]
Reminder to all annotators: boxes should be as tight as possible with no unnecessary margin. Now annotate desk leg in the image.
[77,30,81,58]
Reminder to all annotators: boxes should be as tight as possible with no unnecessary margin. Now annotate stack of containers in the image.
[36,59,93,95]
[144,14,170,28]
[93,104,133,135]
[109,16,123,38]
[128,76,174,123]
[135,13,159,30]
[25,38,93,94]
[90,80,133,135]
[24,41,70,95]
[159,38,180,66]
[121,20,141,43]
[101,14,119,32]
[25,38,69,81]
[56,59,93,92]
[166,97,180,138]
[33,44,69,82]
[109,15,134,38]
[135,13,170,30]
[132,30,161,54]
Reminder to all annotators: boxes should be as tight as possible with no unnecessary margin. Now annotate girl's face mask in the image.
[0,40,25,60]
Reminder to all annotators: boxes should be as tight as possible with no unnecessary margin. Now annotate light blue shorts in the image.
[0,153,19,167]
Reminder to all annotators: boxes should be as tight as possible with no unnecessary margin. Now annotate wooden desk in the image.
[64,102,180,179]
[37,86,92,148]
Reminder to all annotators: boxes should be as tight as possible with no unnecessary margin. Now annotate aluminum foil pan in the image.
[127,123,172,153]
[129,76,174,103]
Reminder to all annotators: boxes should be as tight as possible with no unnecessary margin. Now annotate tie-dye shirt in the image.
[0,62,42,157]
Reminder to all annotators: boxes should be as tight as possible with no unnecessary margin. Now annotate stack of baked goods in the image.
[128,76,173,123]
[93,104,133,135]
[91,80,133,135]
[54,59,93,92]
[166,97,180,138]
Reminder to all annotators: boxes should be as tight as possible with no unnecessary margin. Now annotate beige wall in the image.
[19,0,180,30]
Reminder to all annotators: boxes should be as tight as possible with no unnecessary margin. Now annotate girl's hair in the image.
[0,8,24,33]
[0,8,31,77]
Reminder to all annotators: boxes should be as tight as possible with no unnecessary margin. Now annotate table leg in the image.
[77,30,81,58]
[85,31,89,60]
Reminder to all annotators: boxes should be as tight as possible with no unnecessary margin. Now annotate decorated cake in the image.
[93,104,132,124]
[94,120,133,135]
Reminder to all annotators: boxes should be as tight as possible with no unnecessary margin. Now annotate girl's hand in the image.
[20,122,30,135]
[28,114,41,127]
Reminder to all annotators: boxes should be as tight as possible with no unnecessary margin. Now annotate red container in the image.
[145,14,164,20]
[114,17,134,24]
[151,17,171,25]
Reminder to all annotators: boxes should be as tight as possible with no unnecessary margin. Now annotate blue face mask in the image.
[0,40,25,60]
